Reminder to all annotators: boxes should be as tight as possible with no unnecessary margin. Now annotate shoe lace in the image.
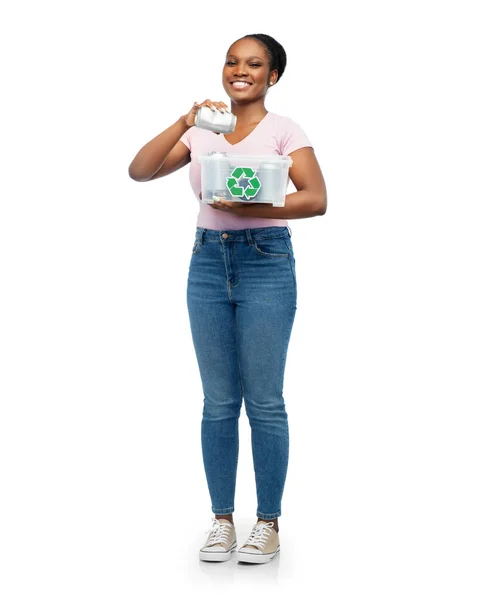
[244,521,274,550]
[204,517,233,547]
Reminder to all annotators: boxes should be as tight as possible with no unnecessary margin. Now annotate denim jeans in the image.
[186,226,297,519]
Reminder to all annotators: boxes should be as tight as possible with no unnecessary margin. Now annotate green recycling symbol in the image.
[226,167,261,199]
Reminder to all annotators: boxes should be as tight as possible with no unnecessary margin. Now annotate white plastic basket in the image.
[198,152,293,207]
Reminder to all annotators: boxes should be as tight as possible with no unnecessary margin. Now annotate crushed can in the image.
[257,161,282,205]
[195,106,236,134]
[203,151,230,202]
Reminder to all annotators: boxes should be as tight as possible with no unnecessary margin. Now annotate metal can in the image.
[204,151,230,202]
[257,162,281,204]
[195,106,237,134]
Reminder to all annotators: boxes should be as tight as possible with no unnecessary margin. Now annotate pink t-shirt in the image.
[179,111,313,230]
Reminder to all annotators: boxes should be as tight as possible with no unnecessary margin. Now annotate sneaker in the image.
[237,521,280,563]
[199,517,237,562]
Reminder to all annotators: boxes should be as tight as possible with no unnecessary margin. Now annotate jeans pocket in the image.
[253,237,290,258]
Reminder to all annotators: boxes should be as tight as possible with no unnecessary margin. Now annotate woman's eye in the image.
[226,62,261,67]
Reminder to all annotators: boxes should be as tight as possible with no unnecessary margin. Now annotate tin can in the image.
[195,106,236,134]
[257,161,281,203]
[204,151,230,202]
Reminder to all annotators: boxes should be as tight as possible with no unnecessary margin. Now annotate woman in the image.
[128,33,327,564]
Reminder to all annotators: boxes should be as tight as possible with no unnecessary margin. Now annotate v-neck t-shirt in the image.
[179,111,313,230]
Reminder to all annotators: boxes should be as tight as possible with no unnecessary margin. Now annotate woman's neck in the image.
[231,101,268,126]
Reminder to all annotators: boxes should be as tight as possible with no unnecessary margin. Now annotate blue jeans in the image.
[186,226,297,519]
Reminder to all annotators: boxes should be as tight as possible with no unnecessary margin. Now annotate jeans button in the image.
[222,233,229,239]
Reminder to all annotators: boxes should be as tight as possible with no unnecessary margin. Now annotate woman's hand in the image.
[199,192,257,213]
[210,196,259,213]
[181,99,231,129]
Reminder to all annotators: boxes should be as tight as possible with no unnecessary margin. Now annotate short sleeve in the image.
[280,117,313,156]
[179,127,192,150]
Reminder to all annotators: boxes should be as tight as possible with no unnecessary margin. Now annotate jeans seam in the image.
[256,511,282,519]
[286,243,297,290]
[213,506,235,514]
[234,314,244,487]
[234,317,244,401]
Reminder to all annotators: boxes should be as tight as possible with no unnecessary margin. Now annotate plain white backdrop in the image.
[1,0,477,597]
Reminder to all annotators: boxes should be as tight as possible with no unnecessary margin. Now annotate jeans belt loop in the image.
[245,229,253,246]
[287,225,292,238]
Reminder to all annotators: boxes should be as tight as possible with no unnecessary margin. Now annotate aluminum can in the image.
[205,151,230,201]
[257,161,281,203]
[195,106,237,134]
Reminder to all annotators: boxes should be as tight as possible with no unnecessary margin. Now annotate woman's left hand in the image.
[211,197,258,213]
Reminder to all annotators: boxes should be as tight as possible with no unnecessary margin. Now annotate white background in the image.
[1,0,477,597]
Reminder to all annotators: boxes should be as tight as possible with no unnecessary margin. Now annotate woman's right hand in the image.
[182,99,231,128]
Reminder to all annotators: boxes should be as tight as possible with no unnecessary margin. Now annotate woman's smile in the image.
[230,80,253,90]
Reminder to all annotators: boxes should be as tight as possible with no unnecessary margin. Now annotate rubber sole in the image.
[237,545,280,564]
[199,541,237,562]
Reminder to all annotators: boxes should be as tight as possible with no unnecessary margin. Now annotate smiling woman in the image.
[128,32,327,566]
[224,41,279,98]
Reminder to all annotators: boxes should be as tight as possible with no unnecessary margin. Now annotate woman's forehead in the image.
[227,38,267,59]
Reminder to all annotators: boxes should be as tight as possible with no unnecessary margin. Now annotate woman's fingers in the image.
[213,101,230,113]
[205,100,216,112]
[196,99,230,114]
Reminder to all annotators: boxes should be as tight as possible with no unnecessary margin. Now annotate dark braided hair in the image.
[239,33,287,83]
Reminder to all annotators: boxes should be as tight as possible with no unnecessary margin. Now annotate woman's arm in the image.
[128,116,191,182]
[225,147,327,219]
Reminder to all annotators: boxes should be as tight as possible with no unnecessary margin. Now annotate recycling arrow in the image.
[226,166,262,199]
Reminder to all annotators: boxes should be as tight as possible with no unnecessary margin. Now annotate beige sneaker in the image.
[199,517,237,562]
[237,521,280,563]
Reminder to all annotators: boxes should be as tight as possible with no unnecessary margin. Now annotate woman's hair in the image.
[239,33,287,83]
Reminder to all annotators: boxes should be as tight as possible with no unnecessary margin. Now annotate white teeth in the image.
[232,81,251,88]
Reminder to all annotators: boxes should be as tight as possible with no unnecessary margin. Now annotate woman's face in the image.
[222,38,276,103]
